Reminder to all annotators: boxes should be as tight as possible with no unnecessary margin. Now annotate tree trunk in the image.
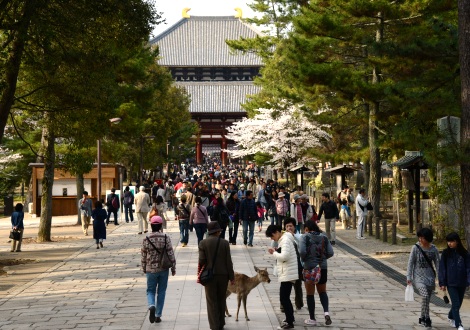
[37,124,55,242]
[0,1,36,142]
[76,173,84,225]
[369,102,381,217]
[459,0,470,250]
[368,12,384,217]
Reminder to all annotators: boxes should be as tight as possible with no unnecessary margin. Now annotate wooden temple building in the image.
[150,11,262,165]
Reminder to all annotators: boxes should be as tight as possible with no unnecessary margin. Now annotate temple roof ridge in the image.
[150,15,263,67]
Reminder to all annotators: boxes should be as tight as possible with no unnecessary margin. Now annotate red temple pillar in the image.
[196,135,203,165]
[221,136,227,166]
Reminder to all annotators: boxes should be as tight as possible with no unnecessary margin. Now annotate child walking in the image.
[256,201,265,232]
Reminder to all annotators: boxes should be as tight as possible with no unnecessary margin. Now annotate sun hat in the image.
[150,216,163,224]
[278,192,285,198]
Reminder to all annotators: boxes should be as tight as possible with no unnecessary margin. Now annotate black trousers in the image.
[280,281,294,325]
[107,208,118,224]
[205,275,229,330]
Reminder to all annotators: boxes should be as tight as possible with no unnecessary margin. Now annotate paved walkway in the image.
[1,213,469,329]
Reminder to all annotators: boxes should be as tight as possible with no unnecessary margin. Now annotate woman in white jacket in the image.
[267,224,299,329]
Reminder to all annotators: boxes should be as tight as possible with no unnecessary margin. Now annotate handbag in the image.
[199,237,221,286]
[303,234,325,284]
[9,230,21,241]
[149,205,158,218]
[366,202,373,211]
[405,285,414,302]
[443,293,450,304]
[146,235,173,269]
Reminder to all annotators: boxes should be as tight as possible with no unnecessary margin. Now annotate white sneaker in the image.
[449,318,455,327]
[304,319,317,326]
[458,326,464,330]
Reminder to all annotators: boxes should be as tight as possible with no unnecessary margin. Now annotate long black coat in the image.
[92,208,107,240]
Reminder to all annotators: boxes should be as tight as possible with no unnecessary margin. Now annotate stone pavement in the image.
[1,212,470,329]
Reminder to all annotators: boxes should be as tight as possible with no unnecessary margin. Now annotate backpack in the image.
[177,204,189,219]
[217,208,230,226]
[112,195,119,209]
[207,205,214,217]
[124,193,133,206]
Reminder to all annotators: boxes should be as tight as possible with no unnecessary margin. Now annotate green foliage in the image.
[428,168,462,238]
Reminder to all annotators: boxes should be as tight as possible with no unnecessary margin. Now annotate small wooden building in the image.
[29,163,124,216]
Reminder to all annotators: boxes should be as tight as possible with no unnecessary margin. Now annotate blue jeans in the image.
[448,286,466,327]
[179,219,189,244]
[269,215,277,226]
[242,220,255,245]
[124,204,133,222]
[194,223,207,245]
[146,270,169,317]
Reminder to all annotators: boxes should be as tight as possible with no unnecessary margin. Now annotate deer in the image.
[225,266,271,321]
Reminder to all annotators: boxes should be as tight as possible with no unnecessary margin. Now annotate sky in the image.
[151,0,256,37]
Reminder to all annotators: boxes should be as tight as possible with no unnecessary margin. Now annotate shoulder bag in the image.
[302,234,325,285]
[199,237,221,286]
[146,235,173,269]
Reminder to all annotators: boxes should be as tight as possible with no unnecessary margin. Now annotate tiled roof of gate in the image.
[150,16,263,67]
[178,82,260,113]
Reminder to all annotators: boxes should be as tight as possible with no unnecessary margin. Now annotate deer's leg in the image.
[243,294,250,321]
[236,294,242,321]
[225,291,231,317]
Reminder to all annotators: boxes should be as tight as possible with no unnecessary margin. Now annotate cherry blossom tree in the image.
[226,105,331,169]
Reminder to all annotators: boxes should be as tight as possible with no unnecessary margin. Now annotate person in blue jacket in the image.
[439,232,470,330]
[11,203,24,252]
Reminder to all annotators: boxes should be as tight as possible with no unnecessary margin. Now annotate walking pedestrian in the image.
[211,197,230,239]
[176,194,191,247]
[256,201,265,232]
[438,232,470,330]
[190,196,209,245]
[407,227,440,328]
[317,193,339,245]
[78,191,93,235]
[266,224,298,329]
[239,190,257,247]
[226,191,240,245]
[198,222,235,330]
[153,196,169,229]
[275,192,289,228]
[123,186,134,223]
[10,203,24,252]
[299,220,334,326]
[106,188,120,225]
[91,201,107,249]
[135,185,151,234]
[141,216,176,324]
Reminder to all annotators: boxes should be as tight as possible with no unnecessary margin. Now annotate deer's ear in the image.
[254,266,259,272]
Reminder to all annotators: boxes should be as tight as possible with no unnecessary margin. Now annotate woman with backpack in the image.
[211,197,230,240]
[123,186,134,223]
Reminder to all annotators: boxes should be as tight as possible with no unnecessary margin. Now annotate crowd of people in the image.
[8,161,470,330]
